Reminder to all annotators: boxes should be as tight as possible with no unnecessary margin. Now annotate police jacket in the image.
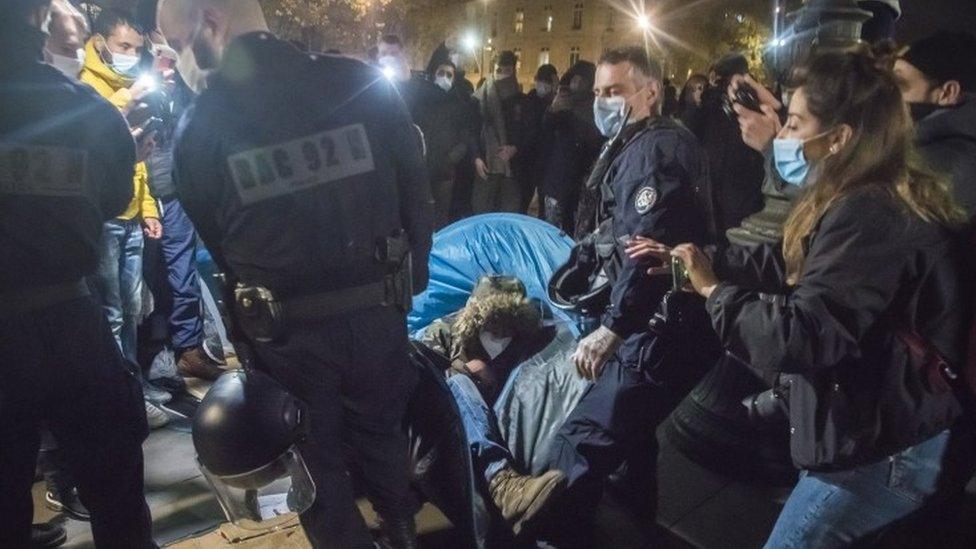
[173,33,434,298]
[710,187,970,467]
[602,116,710,338]
[0,23,135,292]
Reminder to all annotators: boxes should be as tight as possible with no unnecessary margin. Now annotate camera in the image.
[722,85,762,119]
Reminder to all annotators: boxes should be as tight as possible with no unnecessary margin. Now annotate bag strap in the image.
[893,324,976,426]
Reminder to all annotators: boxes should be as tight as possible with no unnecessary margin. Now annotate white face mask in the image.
[535,81,553,97]
[47,48,84,81]
[479,331,513,360]
[435,75,454,91]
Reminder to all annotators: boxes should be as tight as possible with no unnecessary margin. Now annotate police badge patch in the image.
[634,186,657,214]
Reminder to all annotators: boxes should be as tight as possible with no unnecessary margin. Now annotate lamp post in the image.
[726,0,872,247]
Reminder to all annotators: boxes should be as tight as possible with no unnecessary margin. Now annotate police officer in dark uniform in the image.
[0,1,155,547]
[157,1,434,547]
[545,47,715,543]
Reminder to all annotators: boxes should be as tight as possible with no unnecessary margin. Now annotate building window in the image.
[491,12,498,38]
[513,47,522,72]
[572,3,583,30]
[539,47,550,67]
[543,5,553,32]
[569,46,581,67]
[515,8,524,34]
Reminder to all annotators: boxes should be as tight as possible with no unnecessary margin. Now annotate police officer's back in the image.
[159,1,433,547]
[1,1,153,546]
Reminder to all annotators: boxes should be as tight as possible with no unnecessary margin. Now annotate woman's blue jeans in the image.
[764,430,951,548]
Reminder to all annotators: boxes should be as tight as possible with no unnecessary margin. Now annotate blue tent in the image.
[408,213,577,334]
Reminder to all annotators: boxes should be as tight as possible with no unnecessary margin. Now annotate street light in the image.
[636,14,651,31]
[462,33,478,52]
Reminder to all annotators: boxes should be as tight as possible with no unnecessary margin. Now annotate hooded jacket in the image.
[915,94,976,219]
[79,38,158,221]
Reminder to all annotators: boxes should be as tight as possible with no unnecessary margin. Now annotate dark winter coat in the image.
[711,187,971,469]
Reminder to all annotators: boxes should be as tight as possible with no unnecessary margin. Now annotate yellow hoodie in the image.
[79,38,158,221]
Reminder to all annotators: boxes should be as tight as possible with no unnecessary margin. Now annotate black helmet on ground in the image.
[193,369,316,528]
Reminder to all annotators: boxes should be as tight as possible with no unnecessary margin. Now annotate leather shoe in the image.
[375,516,418,549]
[177,347,224,381]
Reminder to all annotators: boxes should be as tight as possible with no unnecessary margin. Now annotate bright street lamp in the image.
[636,14,651,30]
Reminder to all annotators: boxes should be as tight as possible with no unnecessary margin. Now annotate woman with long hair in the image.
[629,50,972,546]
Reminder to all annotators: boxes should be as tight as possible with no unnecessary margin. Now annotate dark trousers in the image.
[547,328,719,529]
[0,297,153,549]
[254,306,419,549]
[145,197,203,352]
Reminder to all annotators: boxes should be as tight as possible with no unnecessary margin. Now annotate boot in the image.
[177,347,224,381]
[375,516,418,549]
[488,467,568,535]
[30,523,67,548]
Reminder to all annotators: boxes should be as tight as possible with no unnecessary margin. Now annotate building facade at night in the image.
[407,0,650,86]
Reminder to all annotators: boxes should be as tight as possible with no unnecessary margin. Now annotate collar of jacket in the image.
[210,31,284,89]
[915,94,976,146]
[0,23,46,70]
[81,37,133,90]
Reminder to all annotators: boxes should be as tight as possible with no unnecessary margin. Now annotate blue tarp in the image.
[408,213,576,334]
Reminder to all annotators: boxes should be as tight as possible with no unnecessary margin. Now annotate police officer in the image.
[0,1,155,547]
[156,1,434,548]
[545,47,715,542]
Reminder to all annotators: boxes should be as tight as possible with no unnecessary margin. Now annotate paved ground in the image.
[31,408,976,548]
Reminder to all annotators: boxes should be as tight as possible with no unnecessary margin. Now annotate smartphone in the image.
[137,116,163,137]
[672,255,690,291]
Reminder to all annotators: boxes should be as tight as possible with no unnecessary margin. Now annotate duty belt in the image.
[233,278,405,344]
[0,279,89,317]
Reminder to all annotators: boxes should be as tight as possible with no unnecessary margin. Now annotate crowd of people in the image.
[2,0,976,548]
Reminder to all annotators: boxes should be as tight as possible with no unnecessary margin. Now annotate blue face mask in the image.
[773,131,833,187]
[109,51,141,77]
[594,96,626,138]
[772,137,809,186]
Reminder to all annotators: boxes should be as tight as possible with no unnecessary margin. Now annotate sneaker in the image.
[45,484,90,522]
[145,400,171,429]
[177,347,224,381]
[488,467,568,535]
[30,522,67,548]
[141,377,172,405]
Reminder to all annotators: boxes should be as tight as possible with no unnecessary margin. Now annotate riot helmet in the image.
[548,223,615,317]
[193,369,315,529]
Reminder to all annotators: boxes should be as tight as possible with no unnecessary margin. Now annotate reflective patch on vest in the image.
[634,186,657,214]
[0,144,87,197]
[227,124,375,206]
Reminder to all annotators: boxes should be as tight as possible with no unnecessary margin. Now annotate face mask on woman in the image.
[535,81,553,97]
[593,95,627,138]
[773,130,835,187]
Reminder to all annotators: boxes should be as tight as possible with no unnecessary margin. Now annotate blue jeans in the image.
[92,219,144,365]
[448,375,513,484]
[765,430,951,548]
[154,198,203,352]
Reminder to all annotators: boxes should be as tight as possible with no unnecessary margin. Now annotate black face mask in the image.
[909,101,941,122]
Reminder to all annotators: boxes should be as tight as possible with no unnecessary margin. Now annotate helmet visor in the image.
[200,446,315,530]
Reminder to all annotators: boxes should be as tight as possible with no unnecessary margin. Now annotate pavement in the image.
[30,400,976,548]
